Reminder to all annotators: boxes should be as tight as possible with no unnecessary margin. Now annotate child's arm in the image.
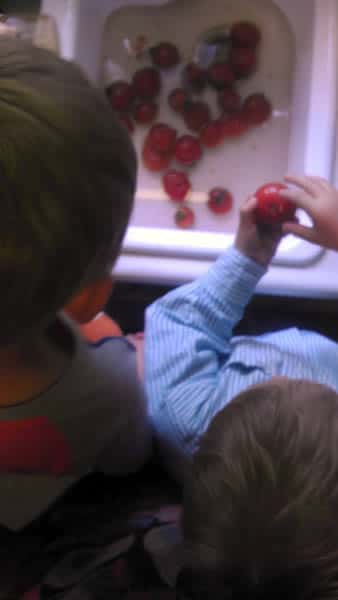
[145,198,283,459]
[282,175,338,251]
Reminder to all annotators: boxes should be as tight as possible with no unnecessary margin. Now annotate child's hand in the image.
[281,175,338,251]
[235,196,284,267]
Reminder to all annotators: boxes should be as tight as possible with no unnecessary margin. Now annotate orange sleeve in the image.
[78,313,123,343]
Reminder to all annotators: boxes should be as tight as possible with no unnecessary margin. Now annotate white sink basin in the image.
[41,0,338,295]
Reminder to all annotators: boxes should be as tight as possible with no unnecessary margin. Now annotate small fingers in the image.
[282,221,317,244]
[239,196,257,224]
[306,175,332,192]
[280,187,315,211]
[241,195,257,212]
[284,174,319,197]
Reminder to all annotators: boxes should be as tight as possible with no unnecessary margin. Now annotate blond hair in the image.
[181,379,338,599]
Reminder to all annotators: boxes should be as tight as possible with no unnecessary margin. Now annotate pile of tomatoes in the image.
[107,21,273,229]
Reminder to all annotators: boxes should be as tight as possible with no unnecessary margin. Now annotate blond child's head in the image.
[180,378,338,599]
[0,36,136,344]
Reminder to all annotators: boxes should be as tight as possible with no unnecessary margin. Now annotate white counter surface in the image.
[114,248,338,299]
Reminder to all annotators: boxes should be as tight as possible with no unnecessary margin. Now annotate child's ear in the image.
[64,276,113,324]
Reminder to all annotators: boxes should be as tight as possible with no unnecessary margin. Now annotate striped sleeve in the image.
[145,247,266,456]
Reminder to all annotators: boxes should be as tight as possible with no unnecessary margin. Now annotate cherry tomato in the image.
[208,188,233,214]
[175,135,203,167]
[108,81,135,112]
[230,22,261,48]
[183,62,207,93]
[174,205,195,228]
[133,100,158,124]
[183,101,211,133]
[163,170,191,201]
[254,182,296,225]
[200,120,224,148]
[168,88,189,113]
[207,61,235,89]
[218,88,242,113]
[220,113,249,138]
[242,93,272,125]
[230,47,257,78]
[146,123,177,154]
[132,67,161,99]
[150,42,180,69]
[142,141,172,172]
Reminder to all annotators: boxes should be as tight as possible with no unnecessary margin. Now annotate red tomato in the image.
[183,62,207,93]
[174,205,195,228]
[230,22,261,48]
[150,42,180,69]
[208,188,233,214]
[220,113,249,138]
[168,87,189,113]
[108,81,135,112]
[133,100,158,125]
[175,135,203,166]
[242,93,272,125]
[200,120,224,148]
[218,88,242,113]
[229,47,257,78]
[132,67,161,99]
[254,182,296,225]
[147,123,177,154]
[142,142,172,172]
[183,101,211,132]
[207,62,235,89]
[163,170,191,201]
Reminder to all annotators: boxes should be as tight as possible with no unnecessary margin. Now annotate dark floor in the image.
[107,280,338,340]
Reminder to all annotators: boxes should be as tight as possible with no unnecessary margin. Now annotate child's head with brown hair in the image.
[180,378,338,599]
[0,36,136,345]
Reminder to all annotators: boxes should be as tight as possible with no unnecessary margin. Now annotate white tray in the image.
[42,0,337,267]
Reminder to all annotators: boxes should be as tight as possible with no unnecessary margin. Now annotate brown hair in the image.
[181,378,338,599]
[0,36,136,344]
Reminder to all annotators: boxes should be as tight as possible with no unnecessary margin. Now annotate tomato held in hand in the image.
[254,183,296,225]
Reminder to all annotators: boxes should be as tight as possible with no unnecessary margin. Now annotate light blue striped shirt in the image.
[145,247,338,478]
